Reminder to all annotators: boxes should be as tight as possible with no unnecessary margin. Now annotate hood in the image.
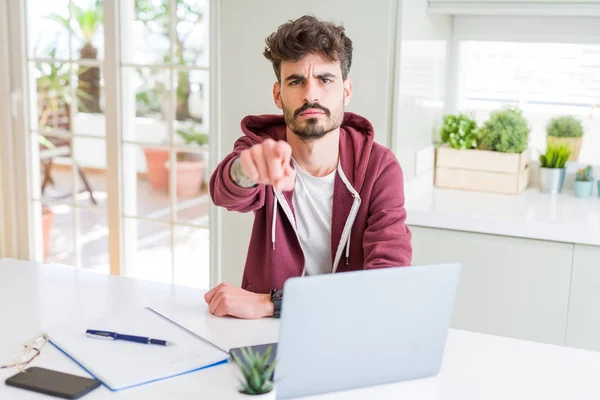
[239,111,375,192]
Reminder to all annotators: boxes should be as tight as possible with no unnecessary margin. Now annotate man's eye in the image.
[290,80,302,86]
[321,78,332,83]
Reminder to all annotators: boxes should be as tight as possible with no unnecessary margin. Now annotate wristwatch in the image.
[270,289,283,318]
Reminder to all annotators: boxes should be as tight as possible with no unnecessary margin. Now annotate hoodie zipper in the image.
[332,166,361,273]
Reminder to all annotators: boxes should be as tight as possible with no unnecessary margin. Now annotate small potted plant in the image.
[546,115,584,161]
[231,346,277,396]
[539,143,571,194]
[574,165,594,198]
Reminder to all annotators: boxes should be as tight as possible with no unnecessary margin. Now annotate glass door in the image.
[13,0,217,289]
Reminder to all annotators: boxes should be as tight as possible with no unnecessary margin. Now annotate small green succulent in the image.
[576,166,594,182]
[539,143,571,169]
[439,113,478,150]
[231,346,276,395]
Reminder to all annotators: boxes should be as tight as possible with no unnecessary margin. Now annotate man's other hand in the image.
[204,283,274,319]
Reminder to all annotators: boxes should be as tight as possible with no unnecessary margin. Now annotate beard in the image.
[282,100,344,142]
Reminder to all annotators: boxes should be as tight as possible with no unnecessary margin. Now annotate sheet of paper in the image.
[48,307,229,390]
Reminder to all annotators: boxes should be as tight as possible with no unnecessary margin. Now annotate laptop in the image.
[230,263,461,399]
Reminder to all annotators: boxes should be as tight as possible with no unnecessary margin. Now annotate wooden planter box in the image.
[434,146,530,194]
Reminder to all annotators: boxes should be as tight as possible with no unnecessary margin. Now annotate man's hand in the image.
[233,139,296,190]
[204,283,274,319]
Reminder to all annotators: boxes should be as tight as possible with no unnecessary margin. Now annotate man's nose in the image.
[302,79,320,104]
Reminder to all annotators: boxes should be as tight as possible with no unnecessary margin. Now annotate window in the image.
[457,41,600,164]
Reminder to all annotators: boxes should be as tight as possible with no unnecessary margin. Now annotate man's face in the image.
[273,53,352,142]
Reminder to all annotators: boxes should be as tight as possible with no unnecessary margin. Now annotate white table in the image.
[2,258,600,399]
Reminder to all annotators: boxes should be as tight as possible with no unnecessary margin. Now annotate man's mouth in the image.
[299,109,325,117]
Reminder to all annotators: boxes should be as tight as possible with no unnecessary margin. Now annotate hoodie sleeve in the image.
[209,135,266,213]
[362,150,412,268]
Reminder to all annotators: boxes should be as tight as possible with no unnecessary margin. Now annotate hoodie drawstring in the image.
[345,229,351,265]
[272,194,278,250]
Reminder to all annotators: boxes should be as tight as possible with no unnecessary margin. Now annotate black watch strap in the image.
[270,289,283,318]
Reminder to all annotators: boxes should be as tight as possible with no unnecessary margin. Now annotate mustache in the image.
[294,103,330,117]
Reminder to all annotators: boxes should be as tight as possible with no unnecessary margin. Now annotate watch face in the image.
[272,290,283,300]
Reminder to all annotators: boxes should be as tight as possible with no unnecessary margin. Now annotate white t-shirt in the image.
[291,158,336,276]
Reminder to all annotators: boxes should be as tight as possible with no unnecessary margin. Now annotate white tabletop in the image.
[2,258,600,399]
[406,186,600,246]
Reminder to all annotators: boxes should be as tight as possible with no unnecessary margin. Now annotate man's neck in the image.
[286,128,340,177]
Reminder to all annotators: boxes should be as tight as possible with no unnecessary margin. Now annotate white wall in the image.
[218,0,402,284]
[393,0,453,180]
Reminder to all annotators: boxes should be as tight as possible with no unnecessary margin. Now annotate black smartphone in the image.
[5,366,101,399]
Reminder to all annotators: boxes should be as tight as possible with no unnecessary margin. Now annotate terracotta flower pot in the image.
[42,207,55,257]
[165,159,205,198]
[142,147,170,191]
[547,136,582,161]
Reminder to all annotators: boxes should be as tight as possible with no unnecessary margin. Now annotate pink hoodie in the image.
[209,112,412,293]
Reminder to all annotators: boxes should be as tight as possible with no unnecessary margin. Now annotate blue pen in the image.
[85,329,175,346]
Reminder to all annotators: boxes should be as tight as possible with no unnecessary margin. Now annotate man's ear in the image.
[273,81,283,109]
[343,78,353,106]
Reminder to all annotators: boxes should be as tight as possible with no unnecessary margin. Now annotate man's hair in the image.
[263,15,353,82]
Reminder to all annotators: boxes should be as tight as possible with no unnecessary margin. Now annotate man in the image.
[205,15,412,319]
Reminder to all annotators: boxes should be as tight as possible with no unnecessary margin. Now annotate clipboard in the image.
[48,307,229,391]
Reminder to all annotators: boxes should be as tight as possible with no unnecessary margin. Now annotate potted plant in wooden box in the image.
[435,107,530,194]
[546,116,583,162]
[539,143,570,194]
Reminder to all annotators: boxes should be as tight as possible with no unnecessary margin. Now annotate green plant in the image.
[35,46,94,130]
[478,107,530,153]
[546,116,584,138]
[134,0,206,121]
[231,346,276,395]
[176,127,209,146]
[576,165,594,182]
[175,126,208,161]
[439,113,478,150]
[134,69,170,118]
[539,143,571,169]
[48,0,103,113]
